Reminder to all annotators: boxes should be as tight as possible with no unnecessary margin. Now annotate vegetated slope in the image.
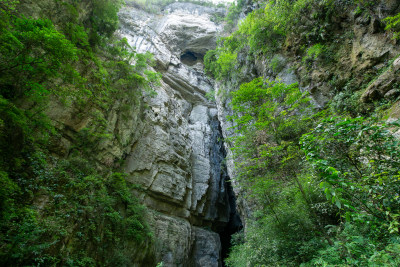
[0,0,160,265]
[205,0,400,266]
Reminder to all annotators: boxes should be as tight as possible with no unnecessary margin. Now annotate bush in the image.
[384,12,400,39]
[301,117,400,235]
[302,43,326,63]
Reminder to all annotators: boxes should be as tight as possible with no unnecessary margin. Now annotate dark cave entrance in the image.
[218,180,243,266]
[180,51,203,66]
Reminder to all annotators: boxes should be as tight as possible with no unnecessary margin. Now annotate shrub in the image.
[302,43,326,63]
[301,117,400,233]
[384,13,400,39]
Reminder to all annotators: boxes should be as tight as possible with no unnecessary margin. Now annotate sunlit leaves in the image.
[384,12,400,39]
[301,117,400,232]
[0,17,78,99]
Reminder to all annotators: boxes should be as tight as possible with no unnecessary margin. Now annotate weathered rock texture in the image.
[115,2,238,265]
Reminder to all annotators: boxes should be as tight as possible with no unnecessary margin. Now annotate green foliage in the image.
[208,1,400,266]
[0,90,153,266]
[204,0,358,88]
[384,13,400,39]
[0,0,19,11]
[310,224,400,266]
[296,116,400,265]
[0,1,157,265]
[239,0,313,54]
[225,78,327,266]
[205,49,237,80]
[269,55,286,73]
[0,0,160,106]
[0,16,78,99]
[330,88,363,116]
[227,181,326,266]
[205,0,321,82]
[225,75,400,266]
[92,0,123,35]
[205,89,216,102]
[0,152,153,265]
[204,34,241,80]
[301,117,400,233]
[223,0,246,32]
[302,43,326,63]
[228,77,313,193]
[229,77,312,143]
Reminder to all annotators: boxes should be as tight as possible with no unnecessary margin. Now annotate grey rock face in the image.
[362,56,400,102]
[117,3,236,266]
[190,227,222,267]
[149,212,193,265]
[158,7,220,56]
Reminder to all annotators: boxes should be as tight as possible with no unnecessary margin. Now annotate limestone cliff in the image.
[114,2,240,266]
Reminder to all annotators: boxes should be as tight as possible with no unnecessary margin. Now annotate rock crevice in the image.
[118,2,241,265]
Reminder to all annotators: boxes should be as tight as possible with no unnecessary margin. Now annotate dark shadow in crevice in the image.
[212,121,243,266]
[218,178,242,266]
[180,51,203,66]
[208,115,243,266]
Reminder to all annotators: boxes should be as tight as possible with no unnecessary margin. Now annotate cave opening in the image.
[180,51,203,66]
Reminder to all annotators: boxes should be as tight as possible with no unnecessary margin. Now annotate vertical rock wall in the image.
[118,2,240,265]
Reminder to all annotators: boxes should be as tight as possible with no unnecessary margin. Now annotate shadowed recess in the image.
[180,51,204,66]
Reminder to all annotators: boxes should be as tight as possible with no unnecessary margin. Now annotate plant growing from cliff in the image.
[227,83,400,265]
[223,0,246,32]
[302,43,326,64]
[269,55,286,73]
[0,0,19,11]
[205,0,320,82]
[205,90,216,102]
[209,0,400,266]
[0,15,78,100]
[226,78,332,265]
[237,0,315,54]
[89,0,124,45]
[384,13,400,39]
[204,37,238,81]
[229,77,313,154]
[0,152,153,265]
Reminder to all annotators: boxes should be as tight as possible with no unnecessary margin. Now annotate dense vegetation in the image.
[2,0,400,265]
[0,0,158,265]
[205,0,400,266]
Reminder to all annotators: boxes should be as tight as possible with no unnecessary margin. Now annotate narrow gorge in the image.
[1,0,400,266]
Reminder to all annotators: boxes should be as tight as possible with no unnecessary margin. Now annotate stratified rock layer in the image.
[118,2,232,265]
